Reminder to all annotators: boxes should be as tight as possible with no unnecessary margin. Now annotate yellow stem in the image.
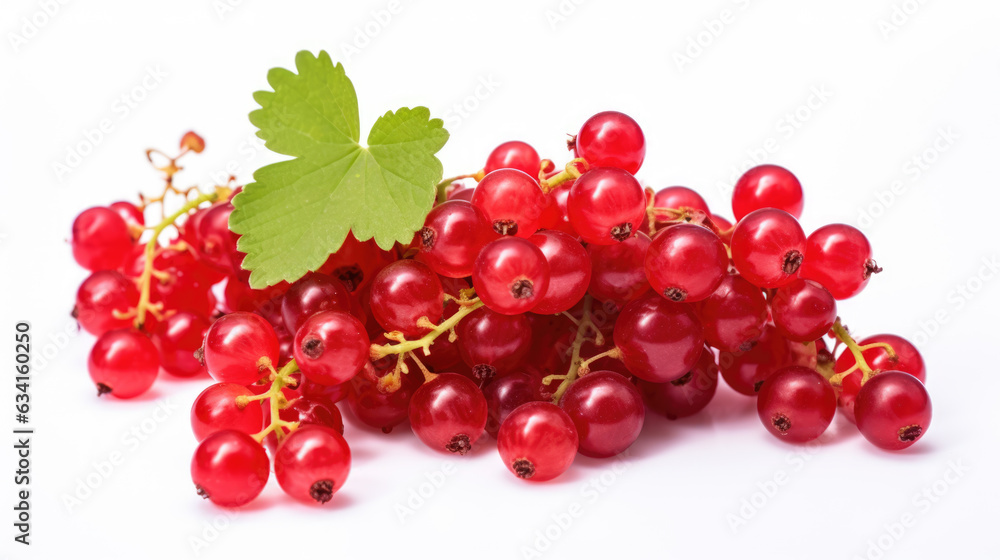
[133,190,222,329]
[551,295,605,403]
[370,298,485,360]
[828,318,895,386]
[249,360,301,444]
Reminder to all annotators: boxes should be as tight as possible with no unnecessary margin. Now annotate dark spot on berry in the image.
[513,458,535,479]
[753,380,764,393]
[309,479,335,504]
[195,485,209,499]
[333,265,363,292]
[419,226,436,250]
[898,424,922,442]
[610,222,634,242]
[381,426,393,434]
[96,383,112,397]
[71,306,79,320]
[446,434,472,455]
[193,346,205,365]
[663,287,687,302]
[864,258,883,280]
[739,340,757,353]
[302,337,324,360]
[772,414,791,433]
[782,250,803,275]
[493,219,518,236]
[671,371,693,386]
[472,364,497,385]
[510,279,534,299]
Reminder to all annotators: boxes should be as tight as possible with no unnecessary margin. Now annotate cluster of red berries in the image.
[70,112,930,508]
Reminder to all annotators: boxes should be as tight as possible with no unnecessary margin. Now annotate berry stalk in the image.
[369,297,485,360]
[545,295,608,403]
[237,359,301,444]
[829,317,897,385]
[132,189,228,329]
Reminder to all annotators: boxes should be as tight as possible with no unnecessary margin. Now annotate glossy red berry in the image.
[408,373,488,455]
[770,279,837,342]
[191,430,269,507]
[573,111,646,174]
[645,224,728,302]
[280,272,353,334]
[71,207,133,271]
[855,372,931,450]
[202,312,280,385]
[694,274,768,352]
[567,167,646,245]
[369,260,444,336]
[74,270,138,336]
[614,294,704,383]
[637,347,719,420]
[587,232,651,305]
[88,329,159,399]
[559,371,644,458]
[498,402,578,482]
[472,237,550,315]
[274,425,351,504]
[756,366,836,443]
[190,383,263,441]
[484,141,541,176]
[472,169,547,237]
[416,200,496,278]
[732,164,804,220]
[293,311,369,386]
[527,230,591,314]
[154,311,211,377]
[730,208,806,288]
[799,224,880,300]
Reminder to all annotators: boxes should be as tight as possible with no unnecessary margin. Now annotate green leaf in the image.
[230,50,449,289]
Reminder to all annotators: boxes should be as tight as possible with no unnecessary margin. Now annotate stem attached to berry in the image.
[828,317,897,386]
[370,297,485,361]
[436,171,486,202]
[132,189,228,329]
[540,158,588,193]
[546,295,608,404]
[239,359,301,444]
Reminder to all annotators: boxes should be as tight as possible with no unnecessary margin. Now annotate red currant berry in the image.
[202,312,280,385]
[614,294,704,383]
[408,373,488,455]
[855,372,931,450]
[756,366,836,443]
[191,430,269,507]
[471,169,547,237]
[498,401,578,482]
[645,223,728,302]
[472,237,550,315]
[88,329,159,399]
[484,140,541,176]
[190,383,263,441]
[568,167,646,245]
[573,111,646,174]
[71,207,133,271]
[730,208,806,288]
[799,223,881,300]
[274,425,351,504]
[293,311,369,386]
[732,164,803,220]
[559,370,644,458]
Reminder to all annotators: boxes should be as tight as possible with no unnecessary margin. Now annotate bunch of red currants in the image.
[70,113,930,508]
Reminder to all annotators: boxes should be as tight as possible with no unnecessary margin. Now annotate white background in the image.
[2,1,999,559]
